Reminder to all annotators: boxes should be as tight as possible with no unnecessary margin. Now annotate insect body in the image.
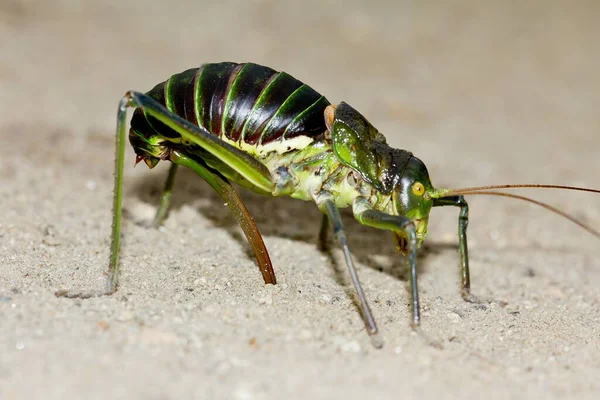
[131,63,431,235]
[58,62,600,347]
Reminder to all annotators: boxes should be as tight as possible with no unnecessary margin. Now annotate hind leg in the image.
[56,92,276,299]
[169,151,276,284]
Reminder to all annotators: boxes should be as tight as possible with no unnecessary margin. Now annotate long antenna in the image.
[444,190,600,239]
[446,184,600,195]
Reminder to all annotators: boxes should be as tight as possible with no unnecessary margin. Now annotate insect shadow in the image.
[130,166,456,283]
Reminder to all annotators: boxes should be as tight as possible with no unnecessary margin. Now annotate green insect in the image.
[58,62,600,347]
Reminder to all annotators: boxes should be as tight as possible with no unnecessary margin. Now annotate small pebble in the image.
[447,312,461,323]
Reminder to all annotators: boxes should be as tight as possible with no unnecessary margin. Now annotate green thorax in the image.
[261,140,394,213]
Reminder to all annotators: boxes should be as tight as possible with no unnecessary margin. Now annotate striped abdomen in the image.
[130,62,331,156]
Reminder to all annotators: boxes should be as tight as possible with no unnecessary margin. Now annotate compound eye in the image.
[412,182,425,196]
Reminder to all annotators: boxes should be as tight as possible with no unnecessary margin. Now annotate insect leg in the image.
[56,92,275,299]
[317,214,330,251]
[170,151,276,284]
[353,201,420,326]
[433,196,476,302]
[152,163,179,228]
[317,197,382,347]
[97,94,131,295]
[55,95,130,298]
[126,91,274,193]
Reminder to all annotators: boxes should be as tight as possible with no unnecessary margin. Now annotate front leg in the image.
[353,199,421,326]
[433,195,477,302]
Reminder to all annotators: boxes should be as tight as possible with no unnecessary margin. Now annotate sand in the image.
[1,1,600,399]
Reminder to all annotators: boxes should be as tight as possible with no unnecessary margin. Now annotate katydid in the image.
[57,62,600,347]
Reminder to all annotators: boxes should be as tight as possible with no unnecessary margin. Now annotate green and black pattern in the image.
[130,62,331,151]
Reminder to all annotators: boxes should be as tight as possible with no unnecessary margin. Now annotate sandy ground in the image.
[2,1,600,399]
